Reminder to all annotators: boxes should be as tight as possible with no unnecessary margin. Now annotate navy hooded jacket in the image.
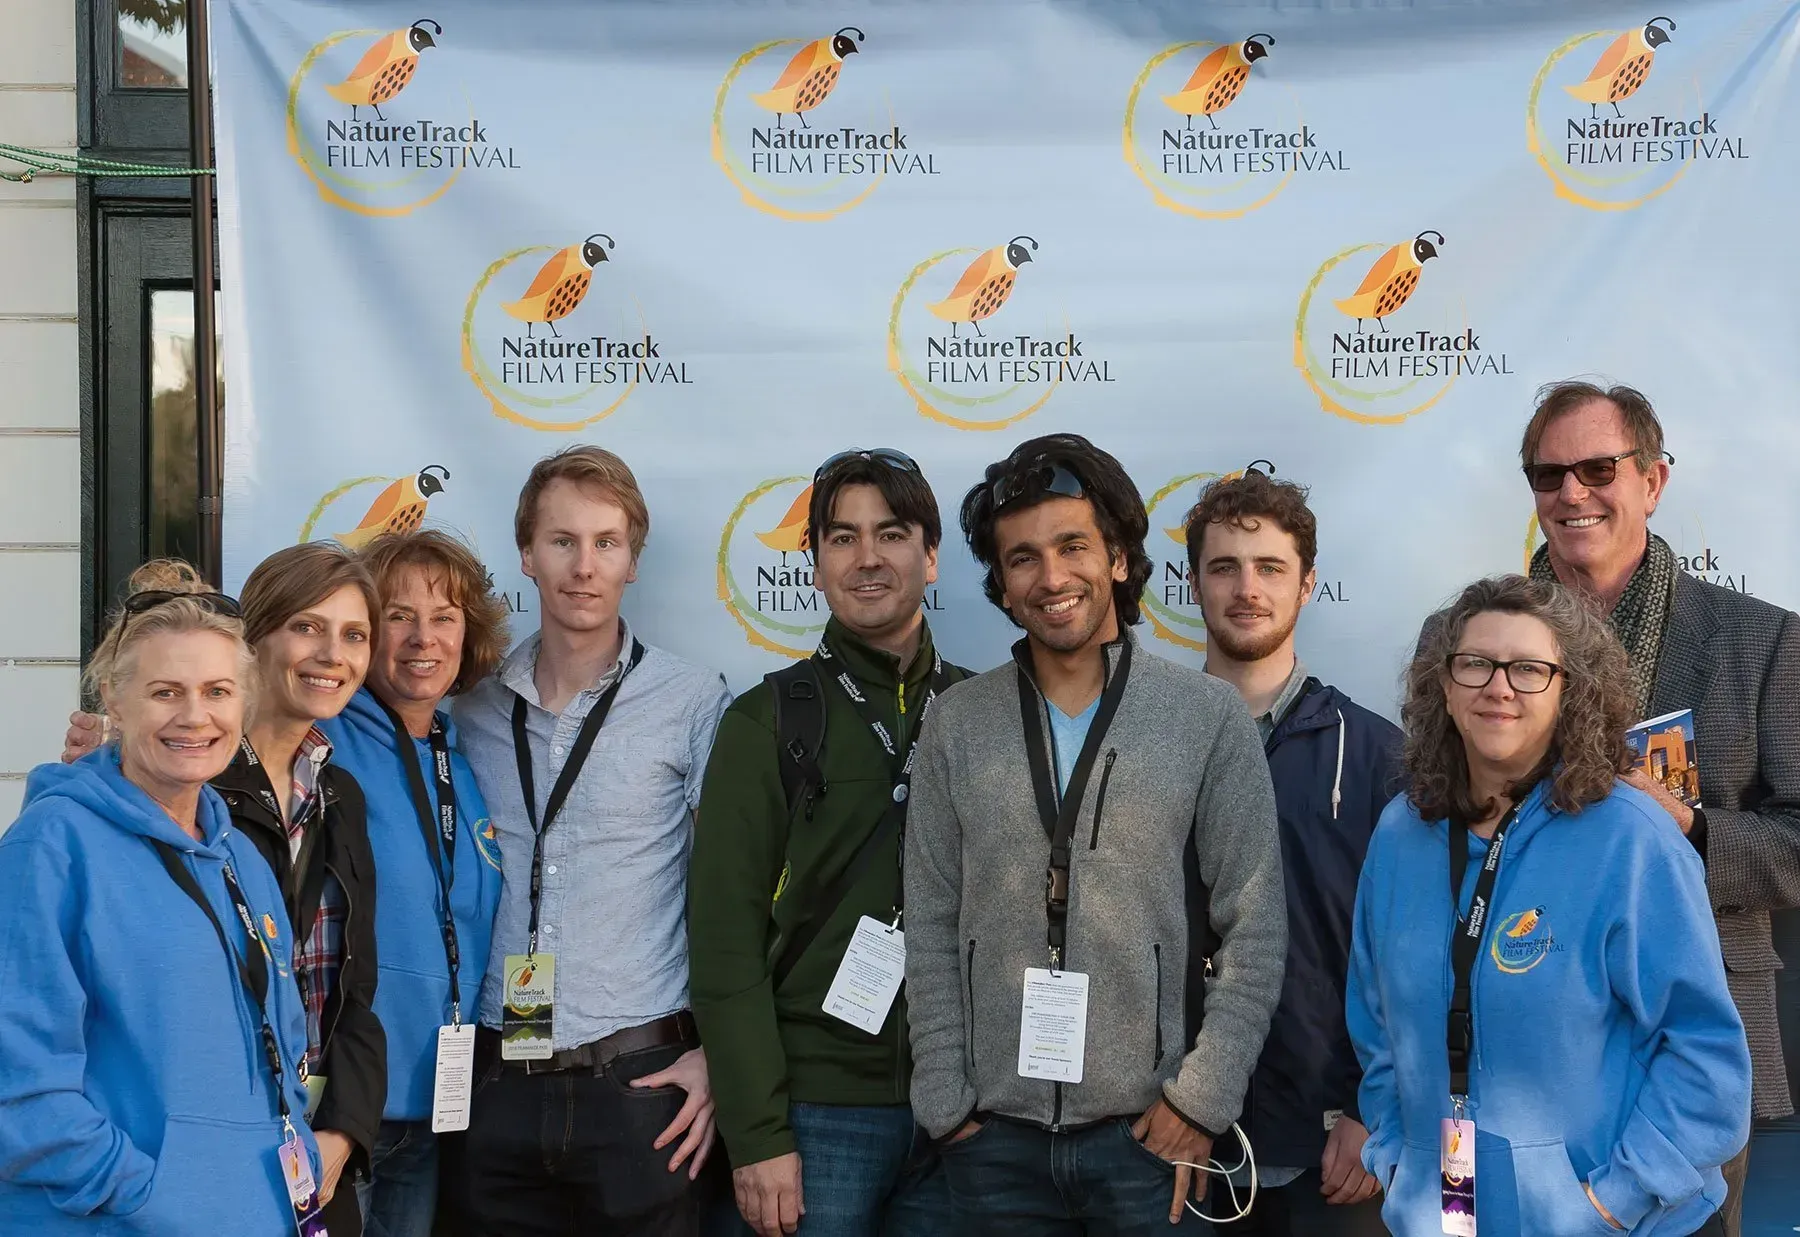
[1240,677,1402,1166]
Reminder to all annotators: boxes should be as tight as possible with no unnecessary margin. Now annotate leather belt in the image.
[478,1010,697,1075]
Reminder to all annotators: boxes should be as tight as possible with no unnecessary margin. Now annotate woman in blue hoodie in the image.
[330,531,507,1237]
[1348,575,1750,1237]
[0,560,319,1234]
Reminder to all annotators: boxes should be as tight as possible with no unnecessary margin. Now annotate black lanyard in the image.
[378,700,465,1024]
[1446,799,1526,1101]
[152,839,298,1130]
[510,639,645,955]
[814,638,957,916]
[1015,638,1133,970]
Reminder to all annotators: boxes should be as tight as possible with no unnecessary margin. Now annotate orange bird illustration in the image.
[1564,17,1675,119]
[502,235,614,338]
[1334,231,1443,333]
[324,19,440,121]
[751,27,864,129]
[756,485,815,554]
[928,237,1038,338]
[335,466,449,549]
[1162,34,1274,129]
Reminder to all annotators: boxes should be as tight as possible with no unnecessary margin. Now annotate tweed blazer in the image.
[1652,572,1800,1119]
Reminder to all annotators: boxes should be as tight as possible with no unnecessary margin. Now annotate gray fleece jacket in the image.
[903,630,1287,1138]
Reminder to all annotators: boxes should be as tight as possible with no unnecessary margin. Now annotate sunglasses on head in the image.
[122,589,243,618]
[813,447,921,484]
[1523,450,1672,493]
[111,588,243,653]
[990,459,1085,511]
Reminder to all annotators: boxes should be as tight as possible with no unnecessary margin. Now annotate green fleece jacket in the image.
[688,618,968,1169]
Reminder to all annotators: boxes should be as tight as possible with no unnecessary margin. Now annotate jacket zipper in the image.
[1152,943,1164,1067]
[1088,750,1117,850]
[965,939,978,1074]
[319,858,354,1065]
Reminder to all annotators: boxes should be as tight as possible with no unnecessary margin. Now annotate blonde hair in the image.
[360,530,510,694]
[513,445,650,556]
[85,559,256,709]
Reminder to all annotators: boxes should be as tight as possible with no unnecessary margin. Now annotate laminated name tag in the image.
[431,1023,477,1132]
[302,1074,326,1122]
[501,954,555,1061]
[1441,1116,1476,1236]
[278,1132,329,1236]
[822,916,907,1035]
[1017,967,1089,1083]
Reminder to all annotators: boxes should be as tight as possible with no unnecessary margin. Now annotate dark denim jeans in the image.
[1231,1169,1388,1237]
[450,1039,707,1236]
[723,1102,950,1236]
[356,1120,440,1237]
[938,1116,1217,1236]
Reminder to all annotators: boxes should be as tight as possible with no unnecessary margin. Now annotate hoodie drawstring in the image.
[1331,709,1345,820]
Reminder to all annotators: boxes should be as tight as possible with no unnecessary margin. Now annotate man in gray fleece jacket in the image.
[904,433,1288,1234]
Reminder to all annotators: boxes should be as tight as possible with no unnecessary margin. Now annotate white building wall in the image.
[0,0,80,826]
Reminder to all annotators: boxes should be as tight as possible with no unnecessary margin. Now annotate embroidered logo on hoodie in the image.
[1490,904,1561,974]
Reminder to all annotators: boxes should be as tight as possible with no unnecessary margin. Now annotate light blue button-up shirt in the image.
[456,620,732,1048]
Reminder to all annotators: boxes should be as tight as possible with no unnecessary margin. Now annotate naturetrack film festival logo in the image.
[712,27,940,221]
[1123,35,1348,221]
[299,465,452,546]
[288,19,519,216]
[888,237,1115,432]
[1294,229,1513,424]
[1528,15,1748,211]
[460,232,693,432]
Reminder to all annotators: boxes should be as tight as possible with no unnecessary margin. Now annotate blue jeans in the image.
[727,1103,950,1236]
[939,1116,1217,1236]
[355,1120,438,1237]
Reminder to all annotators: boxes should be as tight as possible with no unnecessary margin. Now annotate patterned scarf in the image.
[1529,532,1677,715]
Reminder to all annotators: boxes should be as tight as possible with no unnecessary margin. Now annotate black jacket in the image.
[212,742,384,1231]
[1241,678,1401,1166]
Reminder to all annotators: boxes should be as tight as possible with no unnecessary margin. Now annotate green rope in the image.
[0,143,214,183]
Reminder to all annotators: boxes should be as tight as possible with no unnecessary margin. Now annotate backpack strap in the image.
[767,659,828,817]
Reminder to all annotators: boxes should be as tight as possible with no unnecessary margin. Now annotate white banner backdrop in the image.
[212,0,1800,711]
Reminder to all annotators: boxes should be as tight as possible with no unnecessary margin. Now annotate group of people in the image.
[0,378,1792,1237]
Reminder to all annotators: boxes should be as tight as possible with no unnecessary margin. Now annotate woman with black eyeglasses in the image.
[0,561,321,1234]
[1346,575,1749,1236]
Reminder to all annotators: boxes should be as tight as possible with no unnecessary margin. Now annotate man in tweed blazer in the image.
[1520,379,1799,1236]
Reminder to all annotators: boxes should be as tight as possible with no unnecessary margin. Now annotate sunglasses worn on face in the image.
[990,460,1085,511]
[1523,450,1672,493]
[1446,653,1563,694]
[813,447,921,484]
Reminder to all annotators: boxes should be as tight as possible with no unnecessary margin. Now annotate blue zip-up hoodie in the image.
[0,754,318,1234]
[323,687,502,1122]
[1348,780,1751,1237]
[1245,680,1401,1165]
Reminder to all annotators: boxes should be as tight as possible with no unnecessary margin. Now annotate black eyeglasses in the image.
[813,447,921,484]
[990,459,1086,511]
[1523,450,1672,493]
[1445,653,1563,694]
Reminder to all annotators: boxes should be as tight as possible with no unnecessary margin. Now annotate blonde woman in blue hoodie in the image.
[1348,575,1750,1237]
[0,560,319,1234]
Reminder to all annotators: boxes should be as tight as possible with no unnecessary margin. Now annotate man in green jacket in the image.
[690,448,968,1237]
